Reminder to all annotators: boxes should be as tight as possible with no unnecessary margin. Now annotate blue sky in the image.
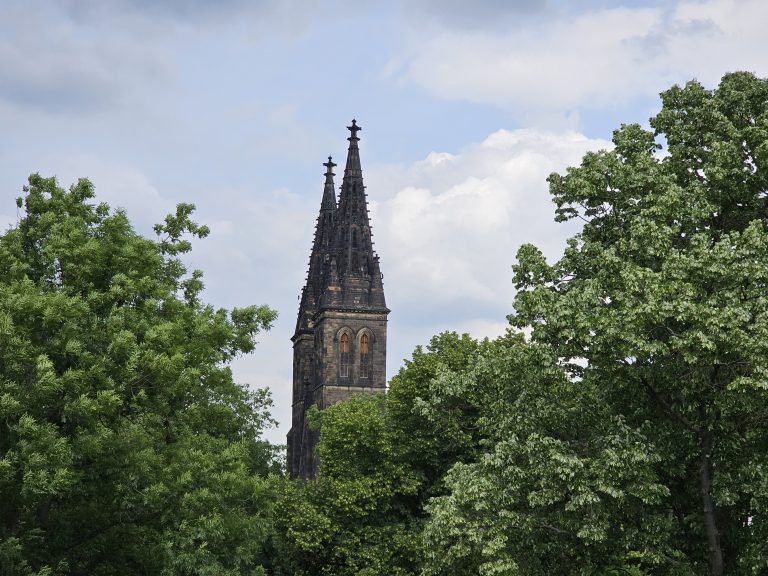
[1,0,766,444]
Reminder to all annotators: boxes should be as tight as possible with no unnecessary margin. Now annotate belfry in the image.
[288,120,389,479]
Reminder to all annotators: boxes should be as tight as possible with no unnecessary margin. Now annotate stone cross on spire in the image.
[323,155,336,175]
[348,118,361,138]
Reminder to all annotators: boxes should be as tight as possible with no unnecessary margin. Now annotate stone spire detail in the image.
[295,122,387,317]
[344,118,362,176]
[334,120,382,309]
[295,156,338,333]
[321,156,337,211]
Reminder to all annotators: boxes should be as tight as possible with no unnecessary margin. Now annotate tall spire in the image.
[336,119,375,282]
[345,119,362,176]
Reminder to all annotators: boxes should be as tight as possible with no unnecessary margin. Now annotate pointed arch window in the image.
[340,333,350,378]
[360,334,370,379]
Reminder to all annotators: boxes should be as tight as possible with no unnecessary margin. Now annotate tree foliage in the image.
[386,332,486,501]
[0,175,279,575]
[513,71,768,574]
[421,335,673,575]
[273,394,419,576]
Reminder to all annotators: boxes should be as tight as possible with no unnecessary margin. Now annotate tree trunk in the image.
[699,432,723,576]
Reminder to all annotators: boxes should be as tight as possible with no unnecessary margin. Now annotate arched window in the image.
[340,333,350,378]
[360,334,370,379]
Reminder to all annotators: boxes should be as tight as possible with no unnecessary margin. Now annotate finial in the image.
[347,119,361,142]
[323,156,336,176]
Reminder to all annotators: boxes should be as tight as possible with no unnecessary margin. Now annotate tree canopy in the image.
[513,71,768,575]
[0,175,279,575]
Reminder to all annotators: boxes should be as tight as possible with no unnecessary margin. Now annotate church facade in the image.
[287,120,389,479]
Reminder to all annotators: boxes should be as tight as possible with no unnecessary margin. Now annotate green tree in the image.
[513,72,768,574]
[386,332,486,502]
[273,394,420,576]
[421,334,672,575]
[0,175,279,575]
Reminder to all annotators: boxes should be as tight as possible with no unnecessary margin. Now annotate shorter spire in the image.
[321,156,337,211]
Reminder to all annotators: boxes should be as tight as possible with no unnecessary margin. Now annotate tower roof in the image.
[336,120,375,280]
[294,120,388,338]
[295,156,338,334]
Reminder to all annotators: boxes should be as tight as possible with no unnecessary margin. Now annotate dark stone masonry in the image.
[287,120,389,479]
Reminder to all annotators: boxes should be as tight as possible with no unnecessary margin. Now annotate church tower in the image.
[288,120,389,479]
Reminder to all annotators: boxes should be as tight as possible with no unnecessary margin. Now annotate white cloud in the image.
[366,127,610,383]
[372,128,608,311]
[395,0,768,117]
[453,318,510,341]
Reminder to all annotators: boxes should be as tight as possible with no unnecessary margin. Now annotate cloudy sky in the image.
[2,0,766,444]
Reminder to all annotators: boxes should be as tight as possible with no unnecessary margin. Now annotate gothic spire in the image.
[344,119,362,176]
[295,156,338,333]
[336,119,375,282]
[321,156,337,211]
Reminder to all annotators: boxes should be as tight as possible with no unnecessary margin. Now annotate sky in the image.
[1,0,767,445]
